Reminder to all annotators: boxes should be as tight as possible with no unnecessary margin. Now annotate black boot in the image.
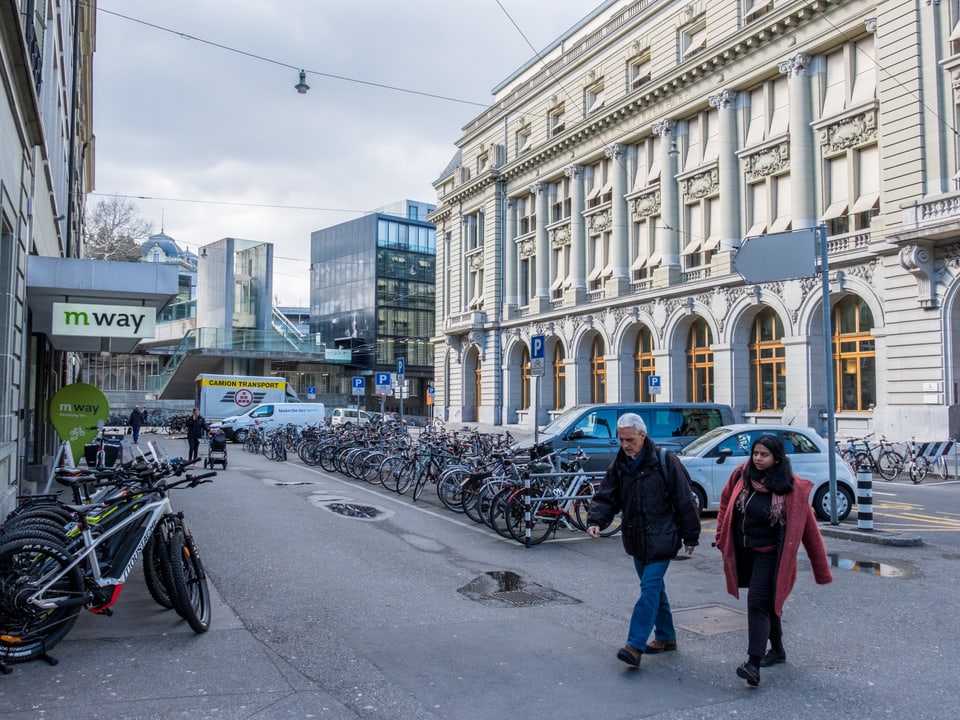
[759,648,786,667]
[736,661,760,686]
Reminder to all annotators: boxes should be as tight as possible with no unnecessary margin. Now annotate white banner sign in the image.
[52,302,157,338]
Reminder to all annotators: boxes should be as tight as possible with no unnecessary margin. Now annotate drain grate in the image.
[491,590,547,606]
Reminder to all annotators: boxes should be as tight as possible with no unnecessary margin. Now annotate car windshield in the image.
[677,426,732,456]
[541,406,587,435]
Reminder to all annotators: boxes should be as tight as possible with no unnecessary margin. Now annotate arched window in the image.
[520,346,531,410]
[686,319,714,402]
[749,309,786,411]
[552,345,566,410]
[634,328,655,402]
[833,296,876,411]
[590,336,606,403]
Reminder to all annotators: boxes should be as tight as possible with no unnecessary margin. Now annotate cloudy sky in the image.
[93,1,598,305]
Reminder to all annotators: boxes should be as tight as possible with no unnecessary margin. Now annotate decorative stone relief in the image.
[710,287,730,323]
[778,52,809,78]
[518,238,535,258]
[551,226,571,248]
[899,243,938,309]
[631,190,661,219]
[564,164,583,179]
[468,251,484,271]
[708,88,736,110]
[819,110,878,154]
[603,308,617,335]
[468,329,487,360]
[652,118,676,138]
[530,181,546,195]
[604,143,625,160]
[783,279,804,315]
[588,211,612,234]
[744,143,789,182]
[682,169,719,200]
[652,301,668,332]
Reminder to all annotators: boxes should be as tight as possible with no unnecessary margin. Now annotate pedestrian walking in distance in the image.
[714,434,832,687]
[184,407,208,463]
[128,405,145,444]
[587,412,701,669]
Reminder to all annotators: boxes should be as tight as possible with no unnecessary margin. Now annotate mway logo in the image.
[52,302,157,338]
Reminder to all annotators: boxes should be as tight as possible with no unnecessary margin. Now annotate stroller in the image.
[204,430,228,469]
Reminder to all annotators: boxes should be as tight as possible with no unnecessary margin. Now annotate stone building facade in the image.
[430,0,960,441]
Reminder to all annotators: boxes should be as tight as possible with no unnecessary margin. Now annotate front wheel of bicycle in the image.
[505,494,555,546]
[909,456,929,484]
[167,528,211,633]
[0,536,85,663]
[876,451,904,481]
[143,531,175,610]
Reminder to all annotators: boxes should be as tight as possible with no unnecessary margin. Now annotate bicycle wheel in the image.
[0,536,85,663]
[571,488,622,536]
[504,493,555,545]
[167,528,211,633]
[437,470,467,513]
[909,456,929,484]
[932,455,949,480]
[487,487,516,538]
[876,451,903,481]
[396,461,417,495]
[142,531,175,610]
[412,467,431,502]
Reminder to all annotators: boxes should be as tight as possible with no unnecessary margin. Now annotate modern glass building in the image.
[310,201,436,414]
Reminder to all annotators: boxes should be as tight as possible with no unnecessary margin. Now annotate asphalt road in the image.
[2,436,958,719]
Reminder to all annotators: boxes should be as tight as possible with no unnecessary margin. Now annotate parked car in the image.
[675,424,856,521]
[512,402,736,472]
[331,408,375,426]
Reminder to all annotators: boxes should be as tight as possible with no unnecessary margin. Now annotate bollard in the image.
[856,464,873,531]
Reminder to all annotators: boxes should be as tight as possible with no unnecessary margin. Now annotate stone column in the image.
[709,89,741,253]
[779,53,815,228]
[564,164,587,304]
[652,119,681,288]
[531,181,551,313]
[605,143,630,296]
[504,198,518,320]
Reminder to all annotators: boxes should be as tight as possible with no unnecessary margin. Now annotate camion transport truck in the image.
[195,374,298,421]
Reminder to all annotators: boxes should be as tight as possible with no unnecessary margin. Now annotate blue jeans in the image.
[627,558,675,650]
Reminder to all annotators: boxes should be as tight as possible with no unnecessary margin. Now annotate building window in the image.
[634,328,655,402]
[519,255,532,307]
[744,1,773,24]
[680,19,707,62]
[550,177,571,222]
[521,345,531,410]
[590,336,606,403]
[629,48,652,91]
[516,128,530,155]
[553,346,566,410]
[549,105,566,137]
[686,319,714,402]
[517,193,537,236]
[585,81,605,115]
[821,144,878,236]
[475,358,483,409]
[550,243,569,300]
[749,309,786,411]
[587,232,611,291]
[586,159,612,208]
[821,35,876,118]
[833,296,876,412]
[745,76,789,147]
[463,212,483,250]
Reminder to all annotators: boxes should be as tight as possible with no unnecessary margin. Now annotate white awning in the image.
[851,192,880,214]
[820,199,849,221]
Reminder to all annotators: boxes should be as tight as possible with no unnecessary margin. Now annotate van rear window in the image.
[645,408,726,438]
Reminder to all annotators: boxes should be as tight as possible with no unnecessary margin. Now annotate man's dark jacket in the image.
[587,436,701,562]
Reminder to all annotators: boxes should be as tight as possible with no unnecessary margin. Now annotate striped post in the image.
[856,464,873,531]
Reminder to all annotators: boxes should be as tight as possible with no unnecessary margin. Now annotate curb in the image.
[819,524,923,547]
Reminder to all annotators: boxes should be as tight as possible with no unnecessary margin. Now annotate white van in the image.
[220,402,326,442]
[330,408,374,426]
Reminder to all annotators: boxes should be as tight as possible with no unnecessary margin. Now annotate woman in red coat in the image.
[714,434,832,687]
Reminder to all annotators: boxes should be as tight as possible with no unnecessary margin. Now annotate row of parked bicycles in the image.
[241,421,620,546]
[0,443,215,670]
[837,433,953,483]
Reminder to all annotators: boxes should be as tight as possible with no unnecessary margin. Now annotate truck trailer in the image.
[195,374,298,420]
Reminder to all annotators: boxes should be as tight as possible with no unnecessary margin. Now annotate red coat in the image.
[715,463,833,616]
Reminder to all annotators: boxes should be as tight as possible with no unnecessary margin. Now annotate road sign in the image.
[375,372,391,388]
[397,357,405,378]
[648,375,661,396]
[426,386,435,396]
[351,376,365,396]
[732,228,817,283]
[530,334,545,377]
[306,385,316,400]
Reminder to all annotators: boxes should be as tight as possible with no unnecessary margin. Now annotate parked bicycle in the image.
[838,433,903,481]
[0,446,215,668]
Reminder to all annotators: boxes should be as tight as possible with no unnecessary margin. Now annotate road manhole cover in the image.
[673,604,747,636]
[322,502,387,520]
[458,570,581,607]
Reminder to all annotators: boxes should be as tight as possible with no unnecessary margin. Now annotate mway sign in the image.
[52,302,157,339]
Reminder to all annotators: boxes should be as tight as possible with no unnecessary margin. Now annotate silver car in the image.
[675,424,857,521]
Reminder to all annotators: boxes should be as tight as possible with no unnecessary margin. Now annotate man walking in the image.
[587,413,701,668]
[128,405,145,444]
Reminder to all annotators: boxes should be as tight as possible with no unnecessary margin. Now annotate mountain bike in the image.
[0,456,215,667]
[839,433,903,481]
